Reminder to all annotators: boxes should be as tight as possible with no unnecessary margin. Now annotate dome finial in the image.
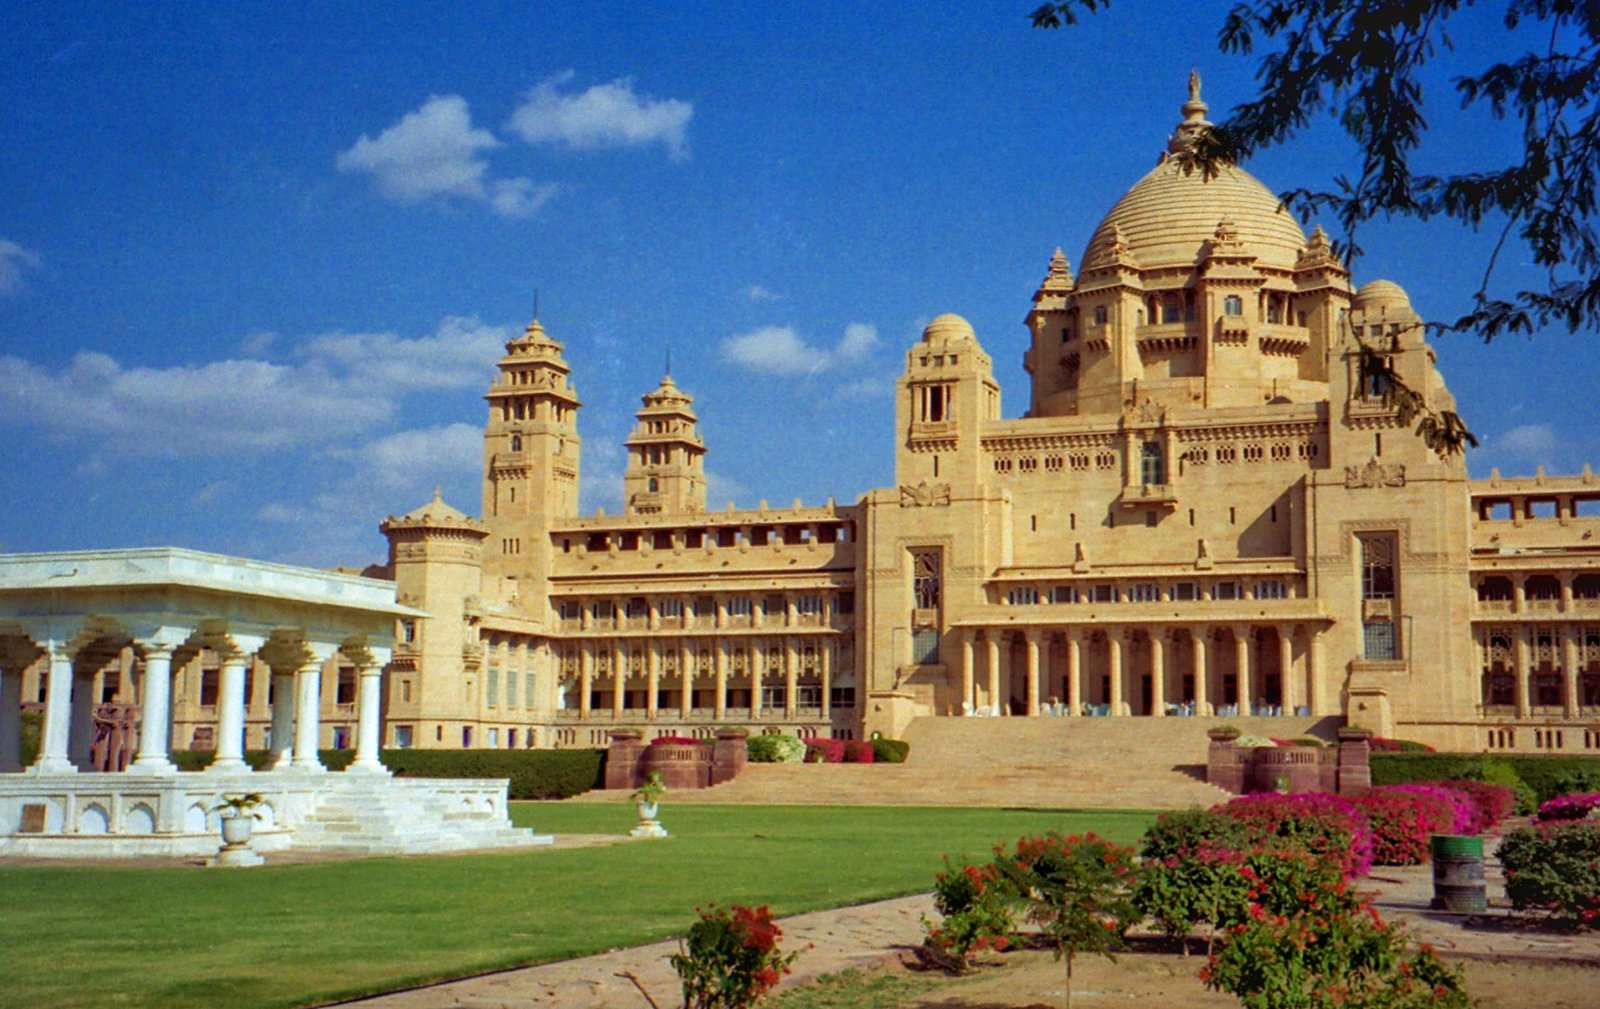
[1188,68,1202,104]
[1169,70,1213,154]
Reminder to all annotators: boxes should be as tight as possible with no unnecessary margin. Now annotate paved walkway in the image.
[337,855,1600,1009]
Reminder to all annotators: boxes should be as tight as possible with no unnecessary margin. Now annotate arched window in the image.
[1223,295,1243,317]
[510,434,522,452]
[648,477,659,492]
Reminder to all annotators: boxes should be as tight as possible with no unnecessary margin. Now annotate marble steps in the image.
[294,779,541,854]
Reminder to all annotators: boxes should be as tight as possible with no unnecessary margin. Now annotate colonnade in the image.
[0,623,389,776]
[1477,622,1600,719]
[563,635,840,721]
[953,622,1325,717]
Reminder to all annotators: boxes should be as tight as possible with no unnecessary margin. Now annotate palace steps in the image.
[644,715,1336,809]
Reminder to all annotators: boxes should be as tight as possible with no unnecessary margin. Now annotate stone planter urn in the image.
[211,794,266,867]
[629,773,668,839]
[220,813,254,847]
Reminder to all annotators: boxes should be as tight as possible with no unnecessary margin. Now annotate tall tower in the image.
[622,374,706,514]
[482,317,581,587]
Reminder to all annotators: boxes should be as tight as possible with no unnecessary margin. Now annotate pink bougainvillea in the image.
[1349,789,1457,866]
[799,737,846,763]
[1385,784,1477,835]
[1214,792,1375,878]
[1536,791,1600,822]
[1440,779,1517,833]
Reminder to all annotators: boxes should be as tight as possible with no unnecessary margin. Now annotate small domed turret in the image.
[1352,279,1412,312]
[922,313,978,347]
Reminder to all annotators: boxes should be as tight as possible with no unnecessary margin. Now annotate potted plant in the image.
[630,772,668,838]
[212,792,264,846]
[1207,725,1241,743]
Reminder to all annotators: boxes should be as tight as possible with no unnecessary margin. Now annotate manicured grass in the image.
[0,803,1154,1009]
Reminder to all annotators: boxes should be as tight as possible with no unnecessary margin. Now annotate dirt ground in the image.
[883,942,1600,1008]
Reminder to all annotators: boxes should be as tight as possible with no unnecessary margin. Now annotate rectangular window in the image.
[462,726,473,748]
[1215,581,1240,600]
[685,529,705,548]
[832,592,855,615]
[591,600,614,621]
[1255,580,1287,600]
[487,727,499,747]
[1130,583,1159,602]
[486,668,500,707]
[716,528,737,548]
[694,595,716,618]
[652,531,673,550]
[199,668,219,707]
[399,619,417,643]
[1359,534,1396,600]
[1174,582,1197,601]
[796,595,823,616]
[336,667,356,705]
[760,683,789,708]
[1363,621,1398,660]
[830,686,857,709]
[659,598,684,618]
[626,597,649,618]
[913,549,942,610]
[1050,585,1079,604]
[727,597,753,617]
[393,725,414,748]
[1006,586,1040,605]
[763,594,786,617]
[525,672,536,708]
[912,628,941,665]
[505,667,518,708]
[1140,441,1164,485]
[1091,584,1114,603]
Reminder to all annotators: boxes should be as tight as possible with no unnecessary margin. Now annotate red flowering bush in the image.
[1500,820,1600,926]
[1385,783,1477,834]
[1441,778,1516,832]
[799,737,845,763]
[1136,841,1252,952]
[1214,792,1374,878]
[842,740,875,763]
[1348,787,1460,866]
[1369,737,1435,752]
[651,735,705,746]
[994,833,1142,1007]
[922,856,1017,972]
[671,904,801,1009]
[1535,791,1600,822]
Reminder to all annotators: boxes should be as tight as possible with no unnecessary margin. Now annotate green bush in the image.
[746,734,804,763]
[871,737,910,763]
[1365,752,1597,812]
[1551,765,1600,799]
[1499,820,1600,927]
[167,747,602,799]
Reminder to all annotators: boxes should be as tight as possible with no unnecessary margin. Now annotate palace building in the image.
[13,79,1593,767]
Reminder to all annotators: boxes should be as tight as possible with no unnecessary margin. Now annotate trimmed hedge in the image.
[166,748,604,799]
[1369,752,1600,806]
[871,737,911,763]
[747,734,805,763]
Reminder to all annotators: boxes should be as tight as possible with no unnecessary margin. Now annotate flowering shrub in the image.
[1369,737,1436,753]
[1232,733,1277,748]
[799,737,845,763]
[1500,820,1600,927]
[1203,898,1469,1008]
[1215,792,1375,878]
[1348,788,1459,866]
[1139,808,1253,862]
[671,904,801,1009]
[842,740,875,763]
[1386,783,1477,834]
[650,735,705,746]
[1136,841,1252,952]
[1535,791,1600,822]
[994,833,1141,1006]
[922,856,1017,972]
[745,734,805,763]
[1441,779,1516,832]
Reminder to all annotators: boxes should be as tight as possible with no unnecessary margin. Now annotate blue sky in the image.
[1,3,1592,567]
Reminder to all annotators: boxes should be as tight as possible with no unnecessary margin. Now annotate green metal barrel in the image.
[1430,834,1487,913]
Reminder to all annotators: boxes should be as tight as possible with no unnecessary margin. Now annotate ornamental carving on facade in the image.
[899,480,952,507]
[1344,456,1407,489]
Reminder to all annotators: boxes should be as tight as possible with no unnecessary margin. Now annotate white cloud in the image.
[0,316,511,457]
[1482,423,1560,474]
[0,238,41,295]
[719,322,880,376]
[339,423,483,493]
[337,95,552,217]
[743,284,781,302]
[507,72,692,160]
[834,374,895,399]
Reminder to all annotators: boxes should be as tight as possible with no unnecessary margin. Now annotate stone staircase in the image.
[657,715,1337,809]
[292,775,549,854]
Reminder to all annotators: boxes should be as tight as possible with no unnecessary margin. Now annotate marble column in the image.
[1066,631,1082,716]
[1024,631,1041,716]
[985,634,1001,716]
[0,667,22,772]
[268,666,296,769]
[1108,632,1125,716]
[1514,626,1531,718]
[351,659,388,773]
[646,641,660,720]
[959,631,974,714]
[578,643,593,718]
[679,641,693,720]
[750,640,764,717]
[714,641,728,719]
[292,656,326,771]
[1150,630,1166,717]
[612,643,626,718]
[1193,628,1211,716]
[784,638,798,718]
[211,652,251,771]
[129,645,175,774]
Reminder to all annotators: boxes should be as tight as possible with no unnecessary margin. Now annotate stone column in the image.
[1278,626,1295,714]
[959,631,974,713]
[351,656,388,774]
[679,641,693,720]
[784,638,798,718]
[1234,626,1253,714]
[1514,626,1531,718]
[714,641,728,719]
[1024,631,1041,716]
[1193,628,1210,716]
[1563,625,1581,719]
[292,655,327,771]
[212,652,251,771]
[268,666,296,769]
[751,640,764,717]
[1304,629,1321,716]
[0,666,22,772]
[1150,630,1166,717]
[985,634,1001,715]
[1562,573,1575,613]
[1066,631,1082,716]
[578,643,593,718]
[645,641,660,720]
[130,645,175,774]
[612,643,626,718]
[820,640,832,719]
[68,666,97,770]
[1108,632,1125,715]
[1513,575,1526,614]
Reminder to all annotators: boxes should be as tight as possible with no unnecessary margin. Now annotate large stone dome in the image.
[1083,159,1308,272]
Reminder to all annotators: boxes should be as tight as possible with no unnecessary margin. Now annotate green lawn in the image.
[0,802,1155,1009]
